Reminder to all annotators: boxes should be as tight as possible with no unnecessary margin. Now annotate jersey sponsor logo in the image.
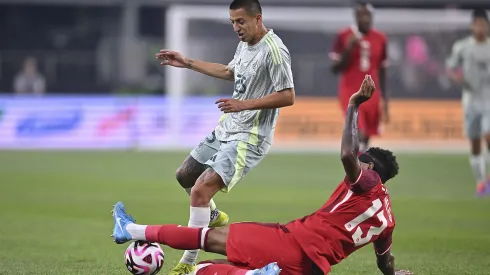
[16,109,82,137]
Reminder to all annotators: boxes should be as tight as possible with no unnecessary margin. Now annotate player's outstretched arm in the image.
[156,50,234,81]
[341,75,376,182]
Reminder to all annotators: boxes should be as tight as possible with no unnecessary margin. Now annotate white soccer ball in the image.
[124,241,165,275]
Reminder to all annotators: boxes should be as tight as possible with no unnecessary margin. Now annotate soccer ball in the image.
[124,241,165,275]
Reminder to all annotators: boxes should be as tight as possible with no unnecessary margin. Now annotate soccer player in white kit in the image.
[155,0,295,273]
[446,9,490,195]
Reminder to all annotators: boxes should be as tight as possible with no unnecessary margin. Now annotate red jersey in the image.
[286,169,395,274]
[330,26,388,99]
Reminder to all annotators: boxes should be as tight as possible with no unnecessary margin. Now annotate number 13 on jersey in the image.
[345,198,388,247]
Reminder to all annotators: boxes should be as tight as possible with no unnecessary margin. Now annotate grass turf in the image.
[0,151,489,275]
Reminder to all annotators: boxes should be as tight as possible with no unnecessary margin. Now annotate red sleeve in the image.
[344,169,381,194]
[373,227,393,255]
[329,32,343,61]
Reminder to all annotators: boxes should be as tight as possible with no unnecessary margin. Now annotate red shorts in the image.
[226,222,314,275]
[339,94,381,137]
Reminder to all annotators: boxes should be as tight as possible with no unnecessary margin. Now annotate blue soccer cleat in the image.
[250,262,281,275]
[111,201,136,244]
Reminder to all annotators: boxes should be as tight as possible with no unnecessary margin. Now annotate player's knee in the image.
[175,167,194,188]
[204,227,228,255]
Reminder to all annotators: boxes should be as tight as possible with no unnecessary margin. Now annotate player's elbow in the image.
[340,150,355,162]
[225,69,235,81]
[280,88,295,107]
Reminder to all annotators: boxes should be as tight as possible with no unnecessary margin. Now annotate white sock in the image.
[185,188,217,211]
[470,154,486,182]
[126,224,148,240]
[180,206,211,265]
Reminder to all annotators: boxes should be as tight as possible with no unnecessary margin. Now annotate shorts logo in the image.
[205,131,216,143]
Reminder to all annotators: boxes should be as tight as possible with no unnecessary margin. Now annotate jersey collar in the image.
[248,29,274,49]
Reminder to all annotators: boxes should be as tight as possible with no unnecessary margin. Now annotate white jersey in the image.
[446,36,490,108]
[214,29,294,153]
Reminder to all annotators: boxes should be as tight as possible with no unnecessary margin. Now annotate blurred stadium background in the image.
[1,0,490,274]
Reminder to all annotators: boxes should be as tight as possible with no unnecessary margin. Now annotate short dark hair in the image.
[365,147,399,183]
[472,9,489,22]
[230,0,262,15]
[355,1,374,11]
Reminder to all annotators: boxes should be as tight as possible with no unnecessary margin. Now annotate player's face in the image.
[355,6,372,34]
[472,18,489,38]
[229,8,261,43]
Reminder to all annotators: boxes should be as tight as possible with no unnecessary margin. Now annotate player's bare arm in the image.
[341,75,376,181]
[378,252,413,275]
[216,88,295,113]
[156,50,234,81]
[331,35,359,74]
[376,250,395,275]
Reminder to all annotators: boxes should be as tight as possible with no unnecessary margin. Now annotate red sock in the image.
[196,263,251,275]
[145,225,210,250]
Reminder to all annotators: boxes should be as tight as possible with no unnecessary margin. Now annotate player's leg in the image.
[463,108,486,194]
[194,262,280,275]
[182,131,229,227]
[177,141,266,269]
[358,103,380,152]
[111,201,228,252]
[226,222,314,275]
[479,111,490,194]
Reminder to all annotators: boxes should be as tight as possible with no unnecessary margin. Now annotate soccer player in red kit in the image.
[330,1,389,152]
[112,76,411,275]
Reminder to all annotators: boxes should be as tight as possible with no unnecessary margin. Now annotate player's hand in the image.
[395,270,413,275]
[156,50,189,68]
[349,75,376,106]
[347,35,360,49]
[449,72,465,85]
[216,98,246,113]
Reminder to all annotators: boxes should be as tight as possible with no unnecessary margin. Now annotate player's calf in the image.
[190,168,225,207]
[176,156,229,225]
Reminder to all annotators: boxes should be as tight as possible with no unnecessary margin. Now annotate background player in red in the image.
[112,76,411,275]
[330,1,389,152]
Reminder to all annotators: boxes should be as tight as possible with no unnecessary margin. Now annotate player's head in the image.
[471,9,489,40]
[354,1,374,34]
[358,147,399,184]
[229,0,263,43]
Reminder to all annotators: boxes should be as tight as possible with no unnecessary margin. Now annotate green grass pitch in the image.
[1,151,490,275]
